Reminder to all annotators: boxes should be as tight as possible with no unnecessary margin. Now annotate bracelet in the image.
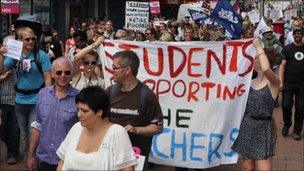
[256,51,265,59]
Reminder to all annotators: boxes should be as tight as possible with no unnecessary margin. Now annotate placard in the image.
[125,1,149,30]
[4,39,23,60]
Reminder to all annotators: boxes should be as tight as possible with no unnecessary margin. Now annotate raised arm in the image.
[253,38,280,87]
[74,36,105,62]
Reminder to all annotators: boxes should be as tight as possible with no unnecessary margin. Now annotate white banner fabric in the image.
[99,40,255,169]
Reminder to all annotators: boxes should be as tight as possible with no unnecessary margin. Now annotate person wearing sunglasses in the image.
[71,36,105,90]
[27,57,78,171]
[0,27,52,170]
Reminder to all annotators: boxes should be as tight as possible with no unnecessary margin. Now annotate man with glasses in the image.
[279,28,304,141]
[27,57,78,171]
[107,50,163,169]
[0,27,52,169]
[145,28,157,42]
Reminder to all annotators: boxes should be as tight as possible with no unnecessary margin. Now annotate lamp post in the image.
[260,0,264,19]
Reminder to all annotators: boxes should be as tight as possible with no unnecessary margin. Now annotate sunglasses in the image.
[55,70,72,76]
[112,64,129,70]
[23,37,36,42]
[83,61,97,65]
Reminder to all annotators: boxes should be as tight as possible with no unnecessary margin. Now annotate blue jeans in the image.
[15,103,36,163]
[0,104,20,159]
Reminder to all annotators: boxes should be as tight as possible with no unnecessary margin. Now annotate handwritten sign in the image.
[1,0,20,14]
[150,0,160,15]
[4,39,23,60]
[284,10,297,21]
[125,1,149,31]
[99,40,255,169]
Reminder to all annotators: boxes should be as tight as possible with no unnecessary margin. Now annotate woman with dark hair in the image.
[64,26,77,57]
[232,38,280,171]
[56,86,137,170]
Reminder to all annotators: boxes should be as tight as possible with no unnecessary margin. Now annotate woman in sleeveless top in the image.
[56,86,137,170]
[71,36,105,90]
[231,37,280,171]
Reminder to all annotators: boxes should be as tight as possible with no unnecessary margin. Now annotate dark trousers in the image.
[0,104,20,159]
[37,161,58,171]
[281,86,304,134]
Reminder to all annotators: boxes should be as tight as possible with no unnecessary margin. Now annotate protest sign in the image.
[125,1,149,31]
[247,10,259,24]
[177,2,203,21]
[1,0,20,14]
[284,10,297,21]
[4,39,23,60]
[99,39,255,169]
[254,17,268,38]
[150,0,160,15]
[268,10,280,21]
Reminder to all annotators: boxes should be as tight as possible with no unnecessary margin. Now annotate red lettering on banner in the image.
[226,41,244,72]
[187,48,204,77]
[237,84,246,96]
[201,82,216,101]
[239,40,254,77]
[168,46,187,78]
[187,82,200,102]
[142,79,247,102]
[143,48,164,76]
[223,86,237,100]
[216,84,222,98]
[172,80,186,97]
[206,49,226,78]
[118,44,139,51]
[156,79,171,98]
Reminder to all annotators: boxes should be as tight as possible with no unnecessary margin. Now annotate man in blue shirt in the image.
[0,27,52,169]
[27,57,78,171]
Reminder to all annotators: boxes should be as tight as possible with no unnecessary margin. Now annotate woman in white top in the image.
[56,86,137,171]
[71,37,105,90]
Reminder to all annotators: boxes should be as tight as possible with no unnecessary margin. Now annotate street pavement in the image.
[1,106,303,171]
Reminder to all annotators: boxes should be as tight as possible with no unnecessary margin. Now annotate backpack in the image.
[14,49,44,95]
[109,82,150,115]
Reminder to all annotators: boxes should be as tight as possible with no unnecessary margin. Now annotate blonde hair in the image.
[16,27,36,40]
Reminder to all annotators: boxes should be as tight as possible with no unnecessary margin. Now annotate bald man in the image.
[27,57,78,171]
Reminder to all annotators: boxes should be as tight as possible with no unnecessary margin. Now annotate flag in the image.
[188,9,209,26]
[210,0,243,39]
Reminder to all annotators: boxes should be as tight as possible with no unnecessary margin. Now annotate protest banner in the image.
[99,39,255,169]
[1,0,20,14]
[125,1,149,31]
